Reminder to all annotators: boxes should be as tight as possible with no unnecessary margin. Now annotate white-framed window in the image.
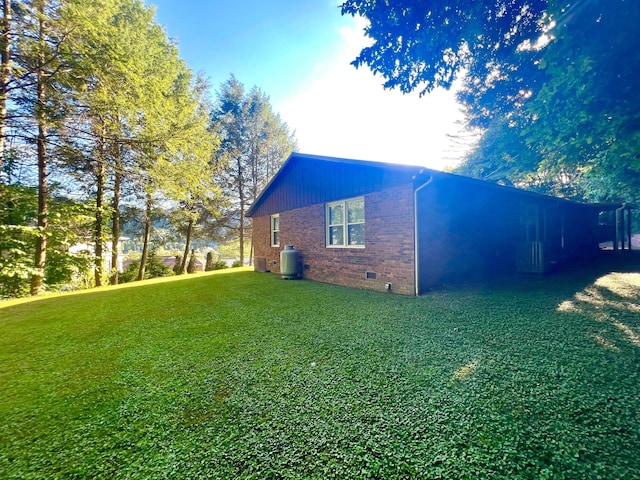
[270,214,280,247]
[326,197,365,248]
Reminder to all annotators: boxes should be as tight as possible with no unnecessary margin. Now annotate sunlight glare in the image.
[594,273,640,300]
[591,333,620,351]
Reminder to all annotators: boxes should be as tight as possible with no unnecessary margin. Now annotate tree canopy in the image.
[0,2,294,298]
[211,75,297,265]
[0,0,220,296]
[341,0,548,103]
[342,0,640,203]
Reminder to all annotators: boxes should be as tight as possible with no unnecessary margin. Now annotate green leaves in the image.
[456,0,640,202]
[0,185,95,296]
[342,0,548,96]
[344,1,640,203]
[211,75,296,263]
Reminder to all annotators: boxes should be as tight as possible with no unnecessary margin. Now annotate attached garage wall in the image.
[416,178,520,292]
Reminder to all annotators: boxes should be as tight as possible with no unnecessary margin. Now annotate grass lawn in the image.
[1,260,639,479]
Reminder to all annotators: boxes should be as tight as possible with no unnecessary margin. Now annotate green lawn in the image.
[1,261,639,479]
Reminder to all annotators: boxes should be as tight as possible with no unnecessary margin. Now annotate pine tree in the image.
[212,75,296,266]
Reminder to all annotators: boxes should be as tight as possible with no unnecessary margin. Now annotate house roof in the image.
[246,153,424,217]
[246,152,622,218]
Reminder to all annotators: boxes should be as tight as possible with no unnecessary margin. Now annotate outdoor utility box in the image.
[254,257,268,273]
[280,245,298,279]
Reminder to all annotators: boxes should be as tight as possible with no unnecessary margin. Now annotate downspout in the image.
[414,173,434,296]
[615,203,626,251]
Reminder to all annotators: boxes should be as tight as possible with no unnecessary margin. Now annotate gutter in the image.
[413,173,434,296]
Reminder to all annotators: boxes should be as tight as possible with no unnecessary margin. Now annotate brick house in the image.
[247,153,634,295]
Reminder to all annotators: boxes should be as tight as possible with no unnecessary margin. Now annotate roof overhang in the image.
[246,152,623,217]
[246,152,424,217]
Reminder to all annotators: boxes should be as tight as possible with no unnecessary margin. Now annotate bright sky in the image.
[146,0,474,171]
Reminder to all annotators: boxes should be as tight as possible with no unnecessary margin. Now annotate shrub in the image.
[212,260,227,270]
[120,250,174,283]
[118,261,138,283]
[0,225,40,298]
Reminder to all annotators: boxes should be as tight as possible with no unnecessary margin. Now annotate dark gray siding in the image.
[247,154,420,218]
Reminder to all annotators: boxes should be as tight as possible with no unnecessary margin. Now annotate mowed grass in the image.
[1,262,639,479]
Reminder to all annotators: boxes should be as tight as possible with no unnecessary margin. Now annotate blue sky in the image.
[147,1,471,170]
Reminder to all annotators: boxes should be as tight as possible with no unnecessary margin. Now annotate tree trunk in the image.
[235,156,245,266]
[110,150,122,285]
[187,248,196,273]
[31,121,47,295]
[238,205,244,266]
[30,3,47,295]
[137,192,152,281]
[0,0,11,177]
[94,134,105,287]
[179,216,193,274]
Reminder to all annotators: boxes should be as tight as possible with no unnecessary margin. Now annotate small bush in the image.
[118,261,139,283]
[212,260,227,270]
[231,260,242,268]
[120,250,174,283]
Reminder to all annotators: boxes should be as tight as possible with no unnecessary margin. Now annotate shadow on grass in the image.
[555,255,640,350]
[431,251,640,352]
[436,250,640,301]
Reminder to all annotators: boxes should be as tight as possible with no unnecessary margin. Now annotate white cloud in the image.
[277,17,473,171]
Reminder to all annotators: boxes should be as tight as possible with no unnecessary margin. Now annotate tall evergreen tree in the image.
[0,0,222,296]
[212,75,296,265]
[10,0,77,295]
[156,73,221,275]
[54,0,219,285]
[62,0,176,285]
[0,0,11,178]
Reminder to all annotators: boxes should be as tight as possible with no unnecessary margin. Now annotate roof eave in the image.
[246,152,425,217]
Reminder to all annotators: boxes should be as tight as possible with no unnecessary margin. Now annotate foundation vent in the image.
[255,257,267,273]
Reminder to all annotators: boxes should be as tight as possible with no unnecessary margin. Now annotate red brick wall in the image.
[253,183,416,295]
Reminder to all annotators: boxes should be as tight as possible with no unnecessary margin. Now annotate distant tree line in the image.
[0,0,295,298]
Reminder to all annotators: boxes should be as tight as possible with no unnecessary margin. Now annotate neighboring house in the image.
[247,153,635,295]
